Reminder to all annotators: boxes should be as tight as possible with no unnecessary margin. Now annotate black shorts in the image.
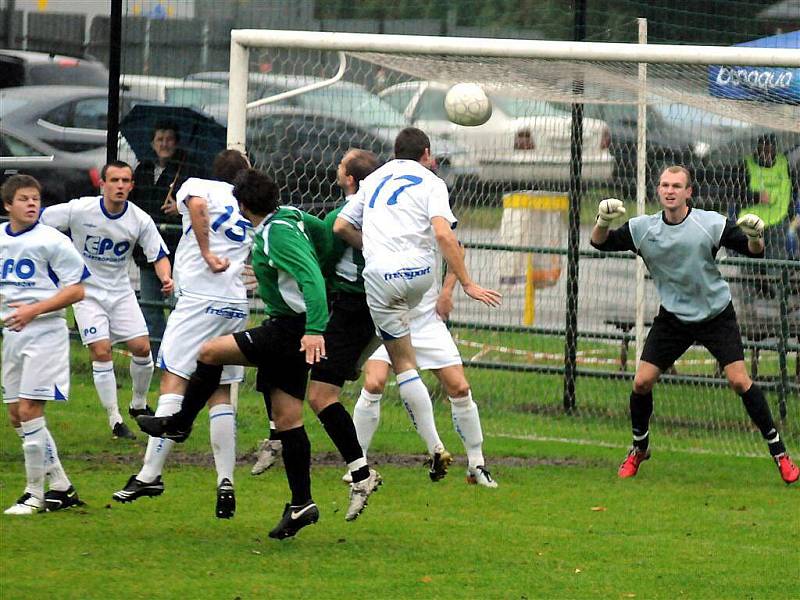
[233,315,309,400]
[640,302,745,371]
[310,292,378,388]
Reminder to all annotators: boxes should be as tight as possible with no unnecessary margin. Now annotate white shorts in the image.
[2,318,70,402]
[74,290,148,345]
[158,294,247,384]
[369,310,462,370]
[363,255,435,339]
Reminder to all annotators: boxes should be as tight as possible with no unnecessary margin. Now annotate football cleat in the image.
[426,449,453,482]
[112,421,136,440]
[467,466,499,488]
[135,415,191,442]
[128,405,154,419]
[268,501,319,540]
[112,474,165,503]
[45,486,84,511]
[216,478,236,519]
[345,469,382,522]
[775,454,799,485]
[251,439,282,475]
[618,447,651,478]
[4,492,43,515]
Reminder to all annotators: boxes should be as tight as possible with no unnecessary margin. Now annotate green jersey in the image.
[252,206,328,335]
[323,205,365,295]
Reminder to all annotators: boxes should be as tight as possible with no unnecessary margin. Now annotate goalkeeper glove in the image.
[596,198,626,227]
[736,213,765,241]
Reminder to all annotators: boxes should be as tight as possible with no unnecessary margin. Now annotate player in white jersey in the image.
[40,161,173,440]
[351,246,498,487]
[1,175,89,515]
[113,150,254,518]
[335,127,501,478]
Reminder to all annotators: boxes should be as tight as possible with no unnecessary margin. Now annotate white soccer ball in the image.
[444,83,492,127]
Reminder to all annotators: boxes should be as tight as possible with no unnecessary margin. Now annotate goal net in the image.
[229,30,799,458]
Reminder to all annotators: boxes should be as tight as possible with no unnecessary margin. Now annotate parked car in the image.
[0,86,147,153]
[379,81,614,187]
[0,50,109,89]
[121,74,228,111]
[186,71,479,195]
[0,125,102,207]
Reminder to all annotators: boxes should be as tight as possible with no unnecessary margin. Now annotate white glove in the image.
[737,213,765,241]
[596,198,626,227]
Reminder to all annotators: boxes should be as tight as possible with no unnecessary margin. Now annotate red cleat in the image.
[775,454,799,485]
[618,447,651,478]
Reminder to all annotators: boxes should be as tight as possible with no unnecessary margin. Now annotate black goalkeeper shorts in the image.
[640,302,745,372]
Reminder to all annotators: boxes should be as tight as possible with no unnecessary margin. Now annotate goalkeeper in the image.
[590,165,798,485]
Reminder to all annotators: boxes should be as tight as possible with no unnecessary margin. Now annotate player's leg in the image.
[5,398,47,514]
[125,335,155,417]
[353,358,392,459]
[207,385,237,518]
[435,365,497,488]
[251,395,282,476]
[87,337,132,438]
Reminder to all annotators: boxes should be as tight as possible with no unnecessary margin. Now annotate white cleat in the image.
[4,492,44,515]
[467,466,498,488]
[251,439,282,475]
[345,469,382,521]
[341,470,353,485]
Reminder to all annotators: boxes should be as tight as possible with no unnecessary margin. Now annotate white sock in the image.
[396,369,443,455]
[44,429,71,492]
[21,417,47,502]
[209,403,236,485]
[353,389,382,459]
[138,393,182,483]
[450,392,485,469]
[93,360,122,428]
[129,355,154,410]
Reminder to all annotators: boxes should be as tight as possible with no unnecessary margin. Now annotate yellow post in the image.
[524,255,535,325]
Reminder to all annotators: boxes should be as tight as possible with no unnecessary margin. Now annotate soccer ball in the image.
[444,83,492,127]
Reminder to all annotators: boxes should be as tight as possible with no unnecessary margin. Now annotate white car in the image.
[120,74,228,112]
[379,81,614,185]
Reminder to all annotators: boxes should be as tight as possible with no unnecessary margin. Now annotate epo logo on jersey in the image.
[84,236,131,260]
[2,258,36,280]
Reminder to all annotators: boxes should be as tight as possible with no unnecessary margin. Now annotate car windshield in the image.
[28,62,108,87]
[166,87,228,108]
[294,86,407,128]
[0,96,29,118]
[492,96,571,118]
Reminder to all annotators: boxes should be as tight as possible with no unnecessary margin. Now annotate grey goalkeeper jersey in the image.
[591,208,762,323]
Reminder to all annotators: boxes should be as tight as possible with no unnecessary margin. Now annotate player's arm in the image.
[185,196,229,272]
[152,256,174,296]
[432,217,501,308]
[436,245,462,320]
[333,217,363,250]
[333,190,365,250]
[729,214,766,256]
[3,283,85,331]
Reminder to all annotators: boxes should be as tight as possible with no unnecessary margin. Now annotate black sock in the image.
[172,362,223,429]
[279,426,312,506]
[262,393,279,441]
[317,402,369,483]
[740,384,785,456]
[630,391,653,451]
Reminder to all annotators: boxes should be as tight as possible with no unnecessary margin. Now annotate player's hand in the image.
[435,291,454,320]
[596,198,626,227]
[462,282,502,308]
[300,334,326,365]
[203,252,230,273]
[241,264,258,291]
[4,302,39,331]
[160,277,174,296]
[737,213,765,241]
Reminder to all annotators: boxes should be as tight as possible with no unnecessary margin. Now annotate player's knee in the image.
[445,381,471,399]
[90,345,113,362]
[632,375,655,394]
[197,342,221,364]
[128,339,151,357]
[363,372,387,395]
[728,373,751,395]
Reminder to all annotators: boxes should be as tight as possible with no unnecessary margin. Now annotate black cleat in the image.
[426,449,453,482]
[216,478,236,519]
[128,405,154,419]
[135,415,191,442]
[268,501,319,540]
[44,485,85,511]
[112,421,137,440]
[112,474,165,503]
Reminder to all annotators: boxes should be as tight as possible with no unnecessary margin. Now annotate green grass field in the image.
[1,344,798,599]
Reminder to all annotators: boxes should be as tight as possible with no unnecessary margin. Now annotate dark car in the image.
[0,86,146,153]
[246,107,393,213]
[0,125,102,208]
[0,50,109,89]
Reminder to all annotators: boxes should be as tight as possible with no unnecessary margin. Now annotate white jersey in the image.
[40,196,166,297]
[174,177,253,302]
[0,221,89,323]
[340,159,456,263]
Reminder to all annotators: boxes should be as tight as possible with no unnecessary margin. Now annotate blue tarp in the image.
[708,30,800,103]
